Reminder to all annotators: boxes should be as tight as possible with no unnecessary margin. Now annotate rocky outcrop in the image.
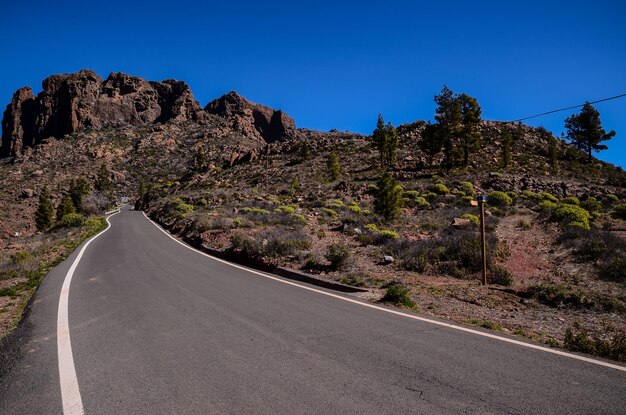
[1,70,204,158]
[205,91,295,143]
[0,87,37,157]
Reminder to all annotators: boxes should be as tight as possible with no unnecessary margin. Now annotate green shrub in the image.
[459,195,474,206]
[60,213,85,228]
[581,197,602,213]
[233,217,245,227]
[604,194,619,205]
[461,214,479,226]
[598,256,626,283]
[521,190,540,200]
[364,223,379,233]
[564,322,626,362]
[414,197,430,209]
[614,204,626,220]
[322,208,338,216]
[487,191,512,206]
[291,213,307,223]
[175,201,194,215]
[325,199,345,209]
[540,192,558,203]
[84,217,106,233]
[516,219,532,230]
[241,207,270,215]
[348,204,362,214]
[422,191,438,200]
[553,204,590,230]
[380,284,415,308]
[562,196,580,206]
[274,205,296,214]
[489,265,514,286]
[506,191,518,201]
[403,190,420,199]
[378,230,399,240]
[326,243,352,270]
[459,182,474,196]
[11,251,33,264]
[431,183,450,195]
[537,200,557,212]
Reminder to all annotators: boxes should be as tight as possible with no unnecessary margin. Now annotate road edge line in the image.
[142,211,626,373]
[57,211,120,415]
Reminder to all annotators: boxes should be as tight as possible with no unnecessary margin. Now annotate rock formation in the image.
[1,70,205,158]
[205,91,296,143]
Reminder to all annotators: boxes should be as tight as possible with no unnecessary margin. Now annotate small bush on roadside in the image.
[537,200,557,212]
[489,265,514,286]
[60,213,85,228]
[598,256,626,283]
[325,243,352,270]
[380,284,415,308]
[487,191,512,206]
[564,322,626,362]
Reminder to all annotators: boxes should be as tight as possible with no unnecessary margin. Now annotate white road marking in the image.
[143,211,626,373]
[57,211,120,415]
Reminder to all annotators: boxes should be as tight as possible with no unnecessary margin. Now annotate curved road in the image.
[1,207,624,414]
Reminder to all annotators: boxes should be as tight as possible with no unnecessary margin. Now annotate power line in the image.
[512,93,626,122]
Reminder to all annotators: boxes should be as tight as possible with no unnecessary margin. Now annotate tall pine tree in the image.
[458,93,482,166]
[565,102,615,163]
[419,122,443,166]
[35,187,54,231]
[374,172,404,221]
[372,114,398,169]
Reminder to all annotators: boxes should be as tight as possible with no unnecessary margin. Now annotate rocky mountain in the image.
[0,70,296,158]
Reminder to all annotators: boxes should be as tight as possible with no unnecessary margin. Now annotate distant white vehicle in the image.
[120,196,129,203]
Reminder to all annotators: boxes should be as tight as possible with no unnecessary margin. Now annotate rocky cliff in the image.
[1,70,296,158]
[205,91,296,143]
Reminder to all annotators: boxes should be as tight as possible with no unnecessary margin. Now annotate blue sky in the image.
[1,1,624,166]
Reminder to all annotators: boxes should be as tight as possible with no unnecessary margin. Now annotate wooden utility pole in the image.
[477,195,487,285]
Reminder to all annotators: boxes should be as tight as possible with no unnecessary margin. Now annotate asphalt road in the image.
[1,207,625,414]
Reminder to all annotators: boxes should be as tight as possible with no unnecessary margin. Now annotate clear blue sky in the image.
[1,0,624,166]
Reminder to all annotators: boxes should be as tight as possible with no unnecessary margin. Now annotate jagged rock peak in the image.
[205,91,296,143]
[1,69,204,158]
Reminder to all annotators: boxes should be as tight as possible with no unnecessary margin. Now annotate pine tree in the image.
[69,178,91,212]
[501,131,512,168]
[434,86,462,170]
[458,93,482,166]
[195,148,207,171]
[565,102,616,163]
[96,164,112,191]
[35,187,54,231]
[56,193,76,222]
[372,114,398,169]
[419,122,443,166]
[327,151,340,181]
[374,171,404,221]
